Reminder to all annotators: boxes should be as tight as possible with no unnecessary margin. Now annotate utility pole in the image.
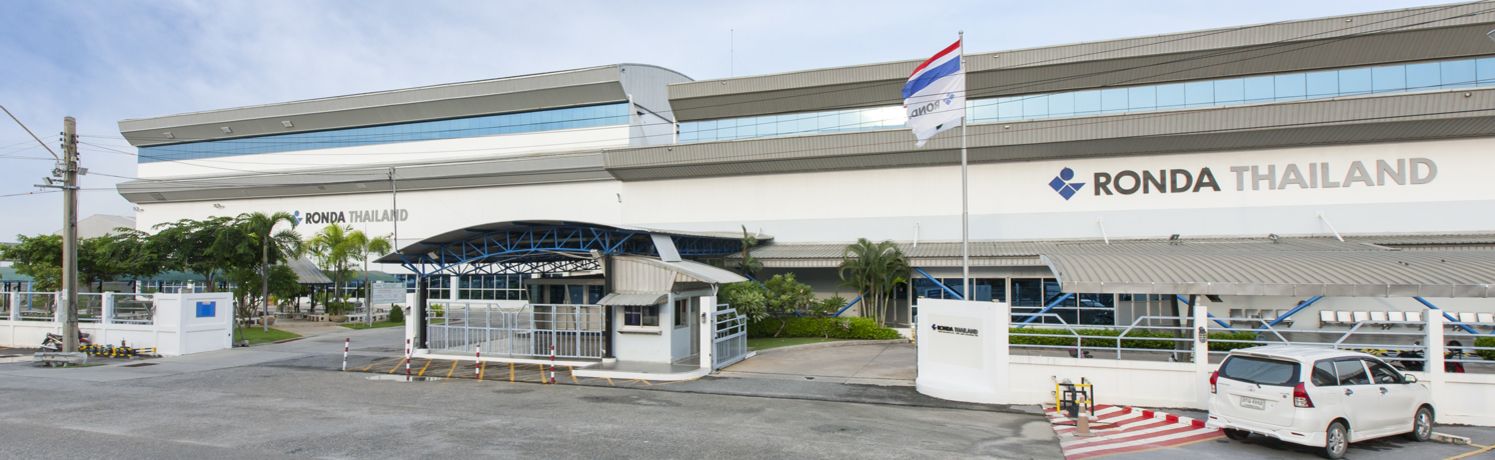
[60,117,80,353]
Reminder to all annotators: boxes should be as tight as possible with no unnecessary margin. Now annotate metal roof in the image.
[597,291,669,306]
[287,258,334,285]
[668,4,1495,120]
[1043,250,1495,298]
[118,64,690,148]
[613,255,748,285]
[738,237,1381,268]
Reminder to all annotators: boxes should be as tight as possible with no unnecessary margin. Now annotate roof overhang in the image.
[1042,250,1495,297]
[598,292,669,306]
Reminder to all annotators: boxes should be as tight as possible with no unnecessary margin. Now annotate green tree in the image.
[719,281,768,323]
[347,230,392,326]
[762,273,816,337]
[838,238,909,327]
[2,234,62,293]
[152,217,246,292]
[104,229,166,288]
[734,225,762,278]
[307,224,356,313]
[228,264,301,330]
[236,212,302,332]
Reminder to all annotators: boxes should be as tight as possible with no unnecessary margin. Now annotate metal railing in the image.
[15,292,58,321]
[111,293,156,325]
[1203,316,1495,373]
[1009,314,1197,361]
[714,305,748,368]
[427,302,604,359]
[76,293,104,323]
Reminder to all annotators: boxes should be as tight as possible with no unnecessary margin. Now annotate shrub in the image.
[747,317,901,340]
[811,296,848,317]
[1476,336,1495,361]
[388,305,404,323]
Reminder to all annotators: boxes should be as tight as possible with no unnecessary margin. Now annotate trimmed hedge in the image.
[1477,337,1495,361]
[748,317,902,340]
[1010,328,1263,352]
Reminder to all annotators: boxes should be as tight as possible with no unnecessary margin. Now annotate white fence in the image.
[426,302,605,359]
[0,292,233,356]
[916,299,1495,427]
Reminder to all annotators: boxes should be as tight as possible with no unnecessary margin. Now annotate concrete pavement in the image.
[720,341,916,385]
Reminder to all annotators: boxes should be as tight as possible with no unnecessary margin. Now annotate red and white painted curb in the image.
[1044,404,1221,459]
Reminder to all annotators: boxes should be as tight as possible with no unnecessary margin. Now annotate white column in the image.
[8,292,18,321]
[102,292,116,325]
[1425,311,1445,397]
[1193,300,1212,408]
[699,296,717,371]
[449,275,459,303]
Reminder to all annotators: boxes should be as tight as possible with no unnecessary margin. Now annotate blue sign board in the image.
[196,301,216,318]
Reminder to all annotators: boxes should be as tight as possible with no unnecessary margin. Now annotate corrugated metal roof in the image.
[288,258,333,285]
[613,255,748,285]
[597,291,668,306]
[1043,250,1495,298]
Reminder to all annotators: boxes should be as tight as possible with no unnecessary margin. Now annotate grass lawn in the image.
[234,327,301,346]
[747,337,844,351]
[341,320,404,330]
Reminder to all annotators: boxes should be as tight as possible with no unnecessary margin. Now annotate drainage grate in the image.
[122,362,157,367]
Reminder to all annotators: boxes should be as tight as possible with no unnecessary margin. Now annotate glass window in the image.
[1405,62,1441,90]
[587,286,604,304]
[1479,57,1495,86]
[1372,65,1406,93]
[1012,279,1043,307]
[1022,94,1050,118]
[1128,86,1156,110]
[1100,88,1128,113]
[1220,356,1300,386]
[1048,92,1075,117]
[1364,359,1403,384]
[1312,360,1339,386]
[1156,83,1186,108]
[1073,90,1102,114]
[970,99,1000,122]
[1339,67,1372,95]
[674,299,690,328]
[997,96,1023,120]
[623,305,659,327]
[1243,75,1275,102]
[1214,78,1244,103]
[1334,360,1370,385]
[457,275,524,300]
[1274,73,1306,101]
[1305,70,1339,97]
[1184,81,1213,106]
[1442,59,1476,88]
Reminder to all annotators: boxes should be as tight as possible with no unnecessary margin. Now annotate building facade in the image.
[116,4,1495,333]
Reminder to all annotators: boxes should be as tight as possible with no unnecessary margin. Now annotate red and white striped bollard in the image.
[475,345,483,379]
[549,344,556,384]
[404,338,412,380]
[341,338,349,371]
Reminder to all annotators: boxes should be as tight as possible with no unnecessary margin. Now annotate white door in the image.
[1364,358,1415,435]
[1332,359,1377,441]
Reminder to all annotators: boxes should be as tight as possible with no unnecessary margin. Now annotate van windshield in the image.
[1220,356,1300,387]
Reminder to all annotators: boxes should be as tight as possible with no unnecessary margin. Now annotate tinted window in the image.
[1334,360,1370,385]
[1221,356,1300,386]
[1365,359,1403,384]
[1312,360,1338,386]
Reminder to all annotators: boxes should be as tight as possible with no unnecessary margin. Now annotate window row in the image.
[679,55,1495,143]
[139,102,631,162]
[457,274,526,300]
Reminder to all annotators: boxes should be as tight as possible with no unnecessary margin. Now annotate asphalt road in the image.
[0,328,1059,460]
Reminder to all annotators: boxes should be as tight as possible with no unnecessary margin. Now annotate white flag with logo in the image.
[903,39,965,147]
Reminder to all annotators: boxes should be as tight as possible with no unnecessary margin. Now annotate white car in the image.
[1206,345,1434,459]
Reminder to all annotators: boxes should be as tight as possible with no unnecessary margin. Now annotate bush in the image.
[747,316,901,340]
[811,296,848,317]
[1477,336,1495,361]
[388,305,404,323]
[1008,328,1265,352]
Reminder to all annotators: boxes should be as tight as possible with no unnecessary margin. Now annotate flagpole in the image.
[958,31,970,300]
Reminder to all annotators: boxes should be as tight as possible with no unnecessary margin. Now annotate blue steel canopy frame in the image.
[380,221,745,276]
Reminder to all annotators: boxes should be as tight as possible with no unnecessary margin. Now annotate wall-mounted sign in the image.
[195,301,216,318]
[294,208,409,225]
[1049,157,1437,201]
[371,282,406,305]
[930,323,979,337]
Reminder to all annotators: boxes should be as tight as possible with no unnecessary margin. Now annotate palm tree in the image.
[307,225,355,315]
[838,238,909,326]
[236,212,302,332]
[347,230,393,326]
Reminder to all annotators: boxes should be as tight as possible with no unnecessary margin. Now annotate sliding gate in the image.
[713,306,748,368]
[428,303,605,359]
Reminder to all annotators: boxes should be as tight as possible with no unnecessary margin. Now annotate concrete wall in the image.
[611,302,675,364]
[0,292,232,356]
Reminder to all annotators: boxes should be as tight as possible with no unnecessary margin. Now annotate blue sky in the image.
[0,0,1454,241]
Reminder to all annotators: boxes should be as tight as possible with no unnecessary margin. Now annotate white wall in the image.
[0,292,232,356]
[611,303,674,364]
[138,126,631,178]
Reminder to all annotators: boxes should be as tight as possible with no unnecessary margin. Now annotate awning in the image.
[1042,250,1495,298]
[287,258,333,285]
[597,292,668,306]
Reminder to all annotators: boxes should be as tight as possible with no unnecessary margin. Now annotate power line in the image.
[0,104,61,160]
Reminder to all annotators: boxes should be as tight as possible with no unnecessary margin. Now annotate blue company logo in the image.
[943,92,955,106]
[291,210,302,225]
[1048,167,1085,200]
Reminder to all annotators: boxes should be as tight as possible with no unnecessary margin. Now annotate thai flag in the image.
[903,39,965,147]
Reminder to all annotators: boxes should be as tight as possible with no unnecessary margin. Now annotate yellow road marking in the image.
[417,359,432,377]
[569,366,578,384]
[387,358,405,374]
[605,377,614,386]
[538,364,548,384]
[509,362,515,383]
[361,362,375,372]
[1446,443,1495,460]
[478,361,485,381]
[444,360,458,380]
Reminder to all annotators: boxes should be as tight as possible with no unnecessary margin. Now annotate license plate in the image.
[1239,396,1267,411]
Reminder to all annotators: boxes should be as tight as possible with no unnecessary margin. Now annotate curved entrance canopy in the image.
[376,220,761,276]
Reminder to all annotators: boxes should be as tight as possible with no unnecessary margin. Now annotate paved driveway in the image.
[722,341,915,385]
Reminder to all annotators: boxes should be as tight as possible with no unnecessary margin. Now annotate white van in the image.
[1206,345,1433,459]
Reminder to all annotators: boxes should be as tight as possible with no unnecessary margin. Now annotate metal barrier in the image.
[110,293,156,325]
[714,305,748,369]
[1009,314,1196,361]
[1202,316,1494,373]
[427,302,604,359]
[77,293,103,323]
[16,292,58,321]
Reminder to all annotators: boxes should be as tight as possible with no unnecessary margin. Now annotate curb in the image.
[1432,432,1472,445]
[750,339,910,354]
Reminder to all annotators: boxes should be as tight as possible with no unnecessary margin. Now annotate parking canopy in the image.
[1042,242,1495,297]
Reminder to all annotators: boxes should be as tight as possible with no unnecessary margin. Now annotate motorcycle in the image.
[39,331,92,352]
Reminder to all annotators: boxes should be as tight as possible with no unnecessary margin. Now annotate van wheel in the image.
[1406,407,1433,442]
[1323,421,1348,459]
[1223,429,1250,441]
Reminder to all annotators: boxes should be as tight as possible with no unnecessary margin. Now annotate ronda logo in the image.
[1047,168,1085,200]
